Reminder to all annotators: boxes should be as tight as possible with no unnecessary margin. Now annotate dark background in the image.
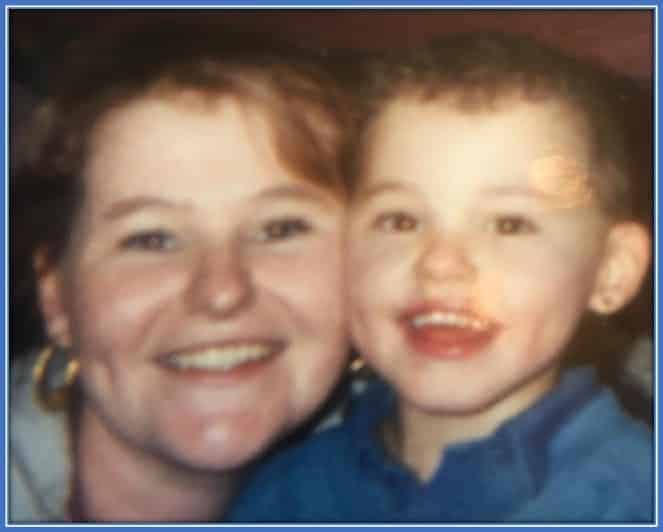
[10,9,653,82]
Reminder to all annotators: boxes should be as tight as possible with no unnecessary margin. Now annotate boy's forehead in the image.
[359,95,597,208]
[529,154,595,208]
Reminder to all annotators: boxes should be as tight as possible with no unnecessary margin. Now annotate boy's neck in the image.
[73,405,240,522]
[383,366,559,482]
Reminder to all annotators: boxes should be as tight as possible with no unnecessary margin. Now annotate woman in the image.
[10,21,351,522]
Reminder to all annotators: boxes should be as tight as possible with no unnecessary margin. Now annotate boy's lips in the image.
[399,303,499,359]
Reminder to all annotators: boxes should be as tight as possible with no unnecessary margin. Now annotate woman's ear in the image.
[589,221,651,315]
[33,249,72,347]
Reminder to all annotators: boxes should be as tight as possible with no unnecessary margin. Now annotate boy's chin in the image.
[399,388,506,417]
[397,368,559,421]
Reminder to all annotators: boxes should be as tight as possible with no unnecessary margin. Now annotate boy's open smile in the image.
[399,302,499,359]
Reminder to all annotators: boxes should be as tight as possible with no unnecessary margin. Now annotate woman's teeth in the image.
[164,343,274,371]
[411,311,486,330]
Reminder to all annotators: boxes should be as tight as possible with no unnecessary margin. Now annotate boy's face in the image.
[347,96,616,419]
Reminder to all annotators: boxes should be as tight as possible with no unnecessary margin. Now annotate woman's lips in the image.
[399,306,499,359]
[156,339,285,377]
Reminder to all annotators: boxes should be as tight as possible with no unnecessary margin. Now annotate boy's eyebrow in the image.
[481,185,556,200]
[483,183,595,209]
[352,181,411,206]
[103,196,190,220]
[256,184,339,208]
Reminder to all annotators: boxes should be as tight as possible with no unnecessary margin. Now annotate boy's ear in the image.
[588,221,651,315]
[33,249,72,348]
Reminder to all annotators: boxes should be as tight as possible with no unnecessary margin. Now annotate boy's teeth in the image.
[411,312,485,330]
[165,343,273,371]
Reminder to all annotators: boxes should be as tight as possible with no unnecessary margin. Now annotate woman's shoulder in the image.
[9,350,71,523]
[254,414,357,484]
[225,381,389,523]
[10,350,64,423]
[226,422,354,522]
[245,376,391,483]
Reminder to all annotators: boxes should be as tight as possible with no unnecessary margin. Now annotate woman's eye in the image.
[120,230,178,252]
[372,211,419,233]
[492,216,537,235]
[257,218,312,242]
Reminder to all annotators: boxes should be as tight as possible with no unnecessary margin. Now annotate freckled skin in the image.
[45,94,349,471]
[347,96,612,432]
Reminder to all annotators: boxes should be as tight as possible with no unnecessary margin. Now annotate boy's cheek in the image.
[347,252,405,305]
[490,233,599,272]
[498,260,599,317]
[347,236,417,275]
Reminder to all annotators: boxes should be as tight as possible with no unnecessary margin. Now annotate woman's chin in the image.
[158,415,288,473]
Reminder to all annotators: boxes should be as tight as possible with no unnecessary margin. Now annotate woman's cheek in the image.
[257,234,345,305]
[67,261,187,359]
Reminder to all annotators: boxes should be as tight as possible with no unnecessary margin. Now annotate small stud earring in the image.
[600,293,615,311]
[349,357,365,373]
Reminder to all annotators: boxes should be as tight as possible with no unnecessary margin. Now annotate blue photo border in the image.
[0,4,658,530]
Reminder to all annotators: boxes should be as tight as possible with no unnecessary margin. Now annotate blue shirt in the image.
[227,367,653,523]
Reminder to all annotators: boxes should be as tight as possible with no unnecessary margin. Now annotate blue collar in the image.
[349,367,600,501]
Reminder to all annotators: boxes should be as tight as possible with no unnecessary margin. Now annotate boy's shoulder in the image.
[516,384,653,522]
[552,381,652,467]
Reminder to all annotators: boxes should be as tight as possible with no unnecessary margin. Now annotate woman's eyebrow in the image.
[103,197,190,220]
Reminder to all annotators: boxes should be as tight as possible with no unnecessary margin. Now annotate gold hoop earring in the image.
[33,345,80,411]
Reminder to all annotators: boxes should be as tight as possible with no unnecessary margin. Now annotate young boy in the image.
[227,33,653,523]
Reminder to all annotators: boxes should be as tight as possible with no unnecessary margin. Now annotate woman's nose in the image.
[188,243,253,317]
[415,230,477,284]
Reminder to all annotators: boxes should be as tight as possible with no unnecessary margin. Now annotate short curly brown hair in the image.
[352,32,651,224]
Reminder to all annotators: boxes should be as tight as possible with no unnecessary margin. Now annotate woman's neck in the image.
[73,405,240,522]
[382,367,559,483]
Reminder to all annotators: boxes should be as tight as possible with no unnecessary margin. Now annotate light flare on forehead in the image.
[528,153,595,209]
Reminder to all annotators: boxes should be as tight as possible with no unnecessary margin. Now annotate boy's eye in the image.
[256,218,312,242]
[372,211,420,233]
[120,230,178,252]
[492,216,537,235]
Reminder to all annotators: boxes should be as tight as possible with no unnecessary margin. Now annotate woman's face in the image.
[39,93,349,470]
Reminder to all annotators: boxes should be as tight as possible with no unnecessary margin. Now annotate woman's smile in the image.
[158,339,284,372]
[48,94,349,470]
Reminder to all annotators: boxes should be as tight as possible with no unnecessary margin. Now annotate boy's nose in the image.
[415,231,476,284]
[187,243,254,317]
